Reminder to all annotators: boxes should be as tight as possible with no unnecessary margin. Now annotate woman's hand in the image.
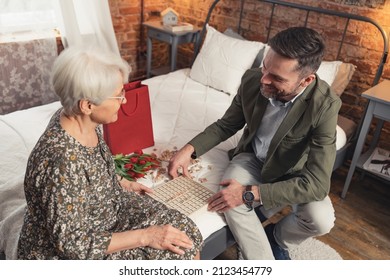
[143,225,194,255]
[108,225,194,256]
[119,178,153,195]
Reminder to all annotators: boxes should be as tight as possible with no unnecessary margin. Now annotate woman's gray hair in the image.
[51,46,131,116]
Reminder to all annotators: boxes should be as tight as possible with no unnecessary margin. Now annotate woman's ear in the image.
[79,99,92,115]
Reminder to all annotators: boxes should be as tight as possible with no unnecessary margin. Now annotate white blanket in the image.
[0,69,347,259]
[0,101,62,259]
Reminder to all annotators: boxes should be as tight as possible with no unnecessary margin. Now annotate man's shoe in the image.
[264,223,291,260]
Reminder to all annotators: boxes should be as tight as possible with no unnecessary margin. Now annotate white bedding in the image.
[0,68,347,259]
[0,101,62,259]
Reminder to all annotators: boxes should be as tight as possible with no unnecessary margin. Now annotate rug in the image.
[216,238,342,260]
[289,238,342,260]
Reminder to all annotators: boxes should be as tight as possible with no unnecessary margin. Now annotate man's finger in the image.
[168,163,179,178]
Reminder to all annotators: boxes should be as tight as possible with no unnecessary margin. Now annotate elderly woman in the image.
[17,47,203,260]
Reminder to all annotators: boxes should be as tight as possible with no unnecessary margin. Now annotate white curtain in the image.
[0,0,119,55]
[56,0,120,55]
[0,0,56,34]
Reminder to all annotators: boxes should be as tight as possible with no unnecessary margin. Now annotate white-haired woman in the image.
[17,47,202,260]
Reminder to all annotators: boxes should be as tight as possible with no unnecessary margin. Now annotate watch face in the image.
[244,191,255,202]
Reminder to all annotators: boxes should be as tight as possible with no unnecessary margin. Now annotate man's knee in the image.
[297,209,335,236]
[314,215,334,235]
[296,197,335,236]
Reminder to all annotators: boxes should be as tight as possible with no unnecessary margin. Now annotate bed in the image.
[0,0,388,260]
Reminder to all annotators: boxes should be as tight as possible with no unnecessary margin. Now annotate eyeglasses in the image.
[108,88,126,104]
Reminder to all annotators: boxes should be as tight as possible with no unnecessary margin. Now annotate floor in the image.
[214,164,390,260]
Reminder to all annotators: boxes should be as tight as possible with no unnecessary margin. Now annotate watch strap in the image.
[190,151,197,159]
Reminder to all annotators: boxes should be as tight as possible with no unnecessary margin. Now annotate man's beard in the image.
[261,83,301,101]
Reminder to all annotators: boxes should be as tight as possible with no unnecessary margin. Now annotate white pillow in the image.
[223,28,265,68]
[0,101,61,186]
[336,125,347,150]
[316,61,343,87]
[190,25,265,96]
[260,45,270,68]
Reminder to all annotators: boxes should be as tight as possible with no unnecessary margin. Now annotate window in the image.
[0,0,58,33]
[0,0,119,54]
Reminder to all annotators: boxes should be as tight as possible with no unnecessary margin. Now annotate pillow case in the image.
[0,101,61,186]
[316,61,343,88]
[330,62,356,96]
[223,28,265,68]
[316,61,356,96]
[190,25,265,96]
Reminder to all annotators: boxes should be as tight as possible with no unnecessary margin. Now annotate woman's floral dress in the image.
[17,109,203,259]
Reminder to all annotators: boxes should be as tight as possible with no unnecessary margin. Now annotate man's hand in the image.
[168,144,195,178]
[207,179,245,213]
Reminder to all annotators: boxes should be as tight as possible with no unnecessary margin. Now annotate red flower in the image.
[124,163,133,169]
[113,151,161,182]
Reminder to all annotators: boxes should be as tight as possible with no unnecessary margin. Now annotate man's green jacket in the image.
[189,68,342,210]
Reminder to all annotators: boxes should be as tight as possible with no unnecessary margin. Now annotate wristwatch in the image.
[242,185,255,211]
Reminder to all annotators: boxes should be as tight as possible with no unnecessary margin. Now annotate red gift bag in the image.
[103,80,154,155]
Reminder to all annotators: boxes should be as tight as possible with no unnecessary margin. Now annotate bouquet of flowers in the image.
[114,150,161,181]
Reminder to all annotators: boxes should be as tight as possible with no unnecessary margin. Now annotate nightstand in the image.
[143,21,200,78]
[342,80,390,199]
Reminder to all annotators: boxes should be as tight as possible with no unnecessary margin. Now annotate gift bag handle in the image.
[121,81,147,116]
[124,81,141,91]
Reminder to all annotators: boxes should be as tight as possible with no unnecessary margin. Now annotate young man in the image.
[169,27,341,260]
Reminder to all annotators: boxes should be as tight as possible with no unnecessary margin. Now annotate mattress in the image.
[0,68,347,258]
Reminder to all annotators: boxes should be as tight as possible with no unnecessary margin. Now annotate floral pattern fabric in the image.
[0,33,59,115]
[17,109,203,259]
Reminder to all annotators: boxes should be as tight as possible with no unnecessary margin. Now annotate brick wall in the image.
[109,0,169,79]
[109,0,390,151]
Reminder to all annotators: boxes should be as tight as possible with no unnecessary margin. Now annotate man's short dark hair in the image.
[269,27,325,75]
